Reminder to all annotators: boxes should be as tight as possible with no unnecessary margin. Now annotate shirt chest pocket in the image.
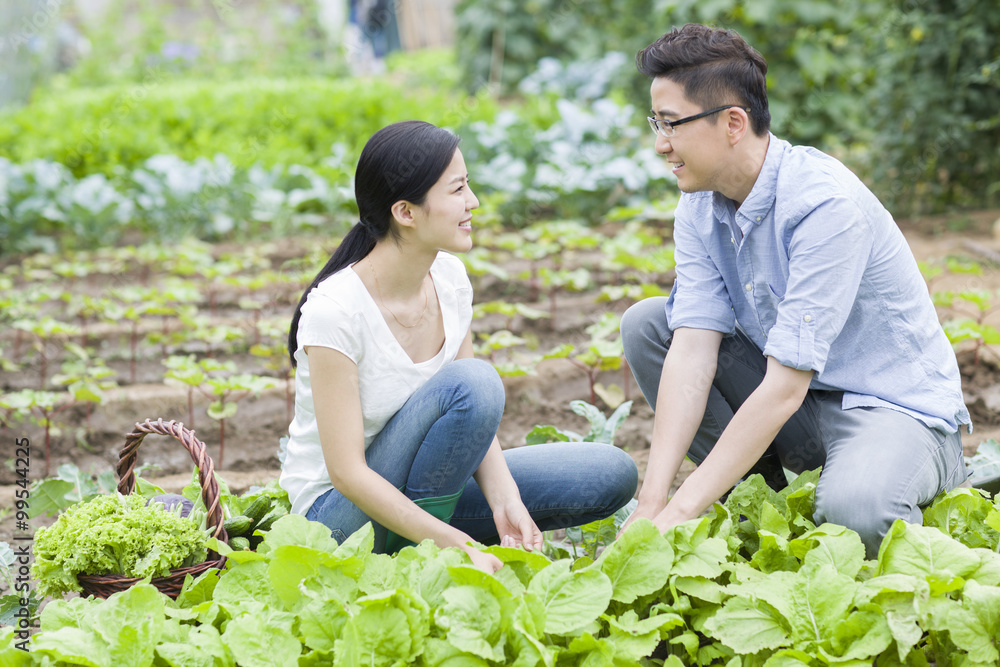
[752,282,785,334]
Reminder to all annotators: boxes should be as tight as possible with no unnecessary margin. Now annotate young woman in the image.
[279,120,637,573]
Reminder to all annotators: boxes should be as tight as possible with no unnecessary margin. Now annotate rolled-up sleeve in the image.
[763,197,872,374]
[667,211,736,335]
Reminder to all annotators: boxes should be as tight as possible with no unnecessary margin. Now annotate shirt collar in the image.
[712,132,784,227]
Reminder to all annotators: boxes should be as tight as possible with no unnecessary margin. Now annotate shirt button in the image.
[756,216,762,221]
[731,237,735,244]
[745,283,752,291]
[804,315,812,323]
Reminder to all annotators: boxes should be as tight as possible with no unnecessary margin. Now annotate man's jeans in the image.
[621,297,966,557]
[307,358,638,551]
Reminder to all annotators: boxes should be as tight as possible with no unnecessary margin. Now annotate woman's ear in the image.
[391,200,417,229]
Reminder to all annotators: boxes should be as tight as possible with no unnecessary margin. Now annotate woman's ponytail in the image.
[287,120,461,367]
[287,222,376,366]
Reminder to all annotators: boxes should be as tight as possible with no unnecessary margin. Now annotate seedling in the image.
[460,247,509,281]
[61,293,112,347]
[597,282,670,306]
[177,311,247,357]
[526,399,633,446]
[942,289,1000,367]
[536,266,593,326]
[514,239,561,301]
[250,317,296,423]
[51,342,118,435]
[0,542,41,627]
[0,389,73,476]
[163,355,232,429]
[472,300,549,331]
[202,371,281,469]
[26,462,118,518]
[11,316,80,388]
[546,313,628,405]
[474,329,540,377]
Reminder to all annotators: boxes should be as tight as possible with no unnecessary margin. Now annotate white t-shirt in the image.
[279,251,473,515]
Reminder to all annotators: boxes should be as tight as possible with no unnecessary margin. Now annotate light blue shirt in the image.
[665,134,970,433]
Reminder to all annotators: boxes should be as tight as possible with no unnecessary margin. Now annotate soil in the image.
[3,210,1000,545]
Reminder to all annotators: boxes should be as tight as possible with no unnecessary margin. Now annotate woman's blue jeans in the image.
[306,358,638,552]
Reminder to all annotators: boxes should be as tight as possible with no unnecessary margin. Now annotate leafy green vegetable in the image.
[17,476,1000,666]
[32,493,209,598]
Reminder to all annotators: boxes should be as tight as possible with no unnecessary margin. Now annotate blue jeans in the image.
[621,297,966,557]
[306,358,638,551]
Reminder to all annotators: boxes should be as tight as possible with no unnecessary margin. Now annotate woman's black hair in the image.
[287,120,461,366]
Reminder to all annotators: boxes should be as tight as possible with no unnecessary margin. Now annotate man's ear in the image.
[391,200,417,229]
[727,107,750,146]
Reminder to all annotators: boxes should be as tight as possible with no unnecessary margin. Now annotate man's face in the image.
[649,77,731,195]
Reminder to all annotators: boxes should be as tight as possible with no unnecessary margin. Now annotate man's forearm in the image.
[639,329,722,508]
[656,358,812,527]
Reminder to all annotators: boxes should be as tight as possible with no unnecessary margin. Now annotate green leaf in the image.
[592,382,626,410]
[258,513,339,555]
[946,580,1000,663]
[703,595,790,654]
[213,560,277,614]
[822,604,893,662]
[604,610,685,661]
[667,516,730,579]
[155,624,233,667]
[207,400,239,420]
[26,478,75,518]
[761,649,816,666]
[877,520,983,581]
[569,400,607,442]
[749,531,799,574]
[922,486,998,550]
[964,440,1000,495]
[175,568,222,608]
[0,626,33,665]
[334,522,375,559]
[525,424,575,445]
[600,400,632,442]
[526,560,613,635]
[221,613,300,667]
[786,565,857,651]
[298,597,350,653]
[790,523,866,578]
[434,585,505,661]
[357,553,399,596]
[421,638,492,666]
[30,627,110,666]
[334,590,430,667]
[594,518,673,603]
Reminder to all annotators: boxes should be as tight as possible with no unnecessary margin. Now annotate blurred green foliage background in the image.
[1,0,997,256]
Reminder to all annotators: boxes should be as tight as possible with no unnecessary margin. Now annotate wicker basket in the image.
[77,418,229,599]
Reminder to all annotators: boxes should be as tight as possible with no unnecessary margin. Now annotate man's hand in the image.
[493,499,543,551]
[616,498,664,539]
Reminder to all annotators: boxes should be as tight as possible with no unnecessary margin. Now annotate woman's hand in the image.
[493,500,543,552]
[461,543,504,574]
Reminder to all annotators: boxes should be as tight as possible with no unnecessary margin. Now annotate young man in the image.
[620,23,970,556]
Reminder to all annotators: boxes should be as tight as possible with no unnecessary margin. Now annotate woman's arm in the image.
[455,333,543,550]
[308,345,501,569]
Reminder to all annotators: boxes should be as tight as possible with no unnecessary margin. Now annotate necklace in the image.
[368,255,428,329]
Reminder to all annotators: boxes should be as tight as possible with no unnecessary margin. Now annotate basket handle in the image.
[118,418,228,542]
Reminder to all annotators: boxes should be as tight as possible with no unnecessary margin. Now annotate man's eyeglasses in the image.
[647,106,751,138]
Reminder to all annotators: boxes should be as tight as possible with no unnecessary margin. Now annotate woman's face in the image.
[409,148,479,254]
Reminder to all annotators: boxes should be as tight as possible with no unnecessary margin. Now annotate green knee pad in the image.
[384,485,465,554]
